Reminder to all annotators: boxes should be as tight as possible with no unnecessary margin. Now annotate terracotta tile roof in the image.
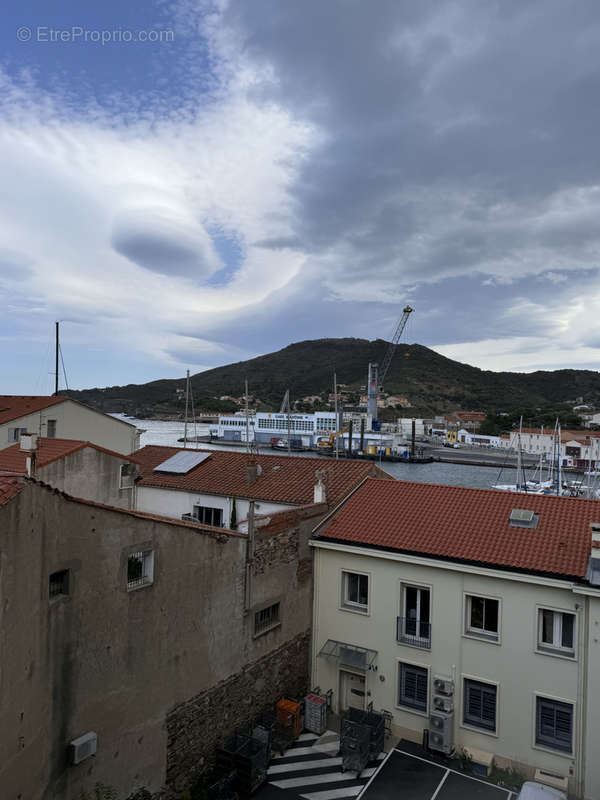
[130,445,383,506]
[0,438,136,474]
[315,478,600,580]
[0,476,24,507]
[0,395,67,425]
[0,395,138,429]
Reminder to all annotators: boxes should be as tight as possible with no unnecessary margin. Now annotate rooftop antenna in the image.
[54,321,59,395]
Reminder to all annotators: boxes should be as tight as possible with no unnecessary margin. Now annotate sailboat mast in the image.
[334,371,339,460]
[183,369,190,449]
[245,379,250,454]
[54,321,59,396]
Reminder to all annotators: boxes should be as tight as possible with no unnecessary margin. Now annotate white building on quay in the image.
[216,411,340,448]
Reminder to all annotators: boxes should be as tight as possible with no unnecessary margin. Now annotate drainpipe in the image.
[575,597,588,798]
[244,500,255,614]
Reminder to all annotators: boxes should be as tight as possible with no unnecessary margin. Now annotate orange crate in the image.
[277,698,302,738]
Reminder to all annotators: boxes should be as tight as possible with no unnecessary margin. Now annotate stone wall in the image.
[165,631,311,794]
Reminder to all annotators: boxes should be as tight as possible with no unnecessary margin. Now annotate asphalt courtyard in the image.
[258,734,516,800]
[362,749,515,800]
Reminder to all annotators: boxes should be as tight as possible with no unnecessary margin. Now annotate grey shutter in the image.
[536,698,573,752]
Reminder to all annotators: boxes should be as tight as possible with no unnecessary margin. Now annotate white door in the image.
[340,671,366,711]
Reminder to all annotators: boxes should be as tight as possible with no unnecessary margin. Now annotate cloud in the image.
[2,0,600,391]
[111,207,221,278]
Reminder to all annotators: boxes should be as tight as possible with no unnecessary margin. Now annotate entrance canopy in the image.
[318,639,378,671]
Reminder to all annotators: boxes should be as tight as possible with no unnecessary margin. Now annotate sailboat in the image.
[492,419,563,495]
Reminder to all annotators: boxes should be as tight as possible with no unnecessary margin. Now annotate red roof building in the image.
[315,477,600,579]
[132,445,386,508]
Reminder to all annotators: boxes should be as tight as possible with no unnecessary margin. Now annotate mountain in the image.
[63,339,600,418]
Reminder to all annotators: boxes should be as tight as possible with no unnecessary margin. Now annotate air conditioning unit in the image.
[429,711,454,755]
[433,677,454,696]
[433,695,454,713]
[68,732,97,765]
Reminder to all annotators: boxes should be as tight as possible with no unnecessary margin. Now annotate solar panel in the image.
[153,451,211,474]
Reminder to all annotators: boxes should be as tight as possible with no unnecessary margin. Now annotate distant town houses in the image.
[445,410,487,431]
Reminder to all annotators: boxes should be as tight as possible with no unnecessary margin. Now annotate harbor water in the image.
[117,414,524,491]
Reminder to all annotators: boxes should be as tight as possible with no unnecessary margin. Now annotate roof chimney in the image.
[314,470,327,504]
[20,433,38,478]
[245,462,262,485]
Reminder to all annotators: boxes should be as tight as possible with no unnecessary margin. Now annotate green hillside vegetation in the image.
[64,338,600,420]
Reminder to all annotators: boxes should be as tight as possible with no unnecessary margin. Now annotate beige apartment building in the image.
[311,478,600,799]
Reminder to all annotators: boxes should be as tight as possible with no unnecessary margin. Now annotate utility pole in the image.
[54,321,59,395]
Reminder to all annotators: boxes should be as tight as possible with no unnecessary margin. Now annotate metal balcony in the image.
[397,616,431,649]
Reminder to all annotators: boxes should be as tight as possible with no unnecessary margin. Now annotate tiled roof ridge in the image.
[0,438,138,472]
[0,395,137,429]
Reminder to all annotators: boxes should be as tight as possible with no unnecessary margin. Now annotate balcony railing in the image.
[397,616,431,649]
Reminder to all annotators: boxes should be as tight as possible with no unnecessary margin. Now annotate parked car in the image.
[516,782,566,800]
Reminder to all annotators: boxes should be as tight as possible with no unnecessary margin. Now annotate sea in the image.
[115,414,523,491]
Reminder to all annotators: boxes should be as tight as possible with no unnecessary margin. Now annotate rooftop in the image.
[131,445,384,506]
[314,478,600,580]
[0,395,67,425]
[0,438,136,474]
[0,476,24,507]
[0,395,137,428]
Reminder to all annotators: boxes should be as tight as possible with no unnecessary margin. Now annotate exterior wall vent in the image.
[533,769,568,792]
[68,732,97,765]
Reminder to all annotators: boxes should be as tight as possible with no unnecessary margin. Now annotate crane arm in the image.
[378,305,413,387]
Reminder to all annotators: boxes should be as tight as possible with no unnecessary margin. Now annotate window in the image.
[536,697,573,753]
[49,569,69,599]
[465,595,500,641]
[8,427,27,443]
[398,663,428,713]
[127,550,154,589]
[119,463,135,489]
[193,505,224,527]
[399,585,431,647]
[537,609,576,656]
[342,571,369,612]
[254,602,281,636]
[463,679,497,732]
[46,419,57,438]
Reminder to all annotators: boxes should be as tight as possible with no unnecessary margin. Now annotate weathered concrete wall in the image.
[0,484,324,800]
[38,447,136,508]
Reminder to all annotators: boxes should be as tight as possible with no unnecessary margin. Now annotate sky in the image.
[2,0,600,393]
